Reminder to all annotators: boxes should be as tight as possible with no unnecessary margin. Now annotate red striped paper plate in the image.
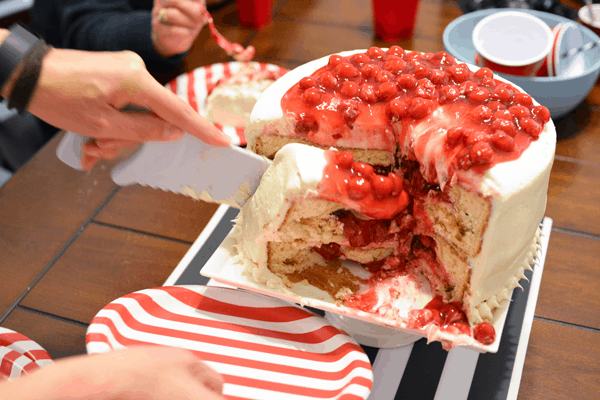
[0,328,53,381]
[86,285,373,400]
[166,62,288,146]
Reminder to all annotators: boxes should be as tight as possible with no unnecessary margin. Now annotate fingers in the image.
[186,360,224,395]
[79,138,142,171]
[160,0,205,27]
[135,79,231,146]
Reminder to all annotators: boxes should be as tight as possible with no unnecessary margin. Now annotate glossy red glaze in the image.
[281,47,549,177]
[317,150,410,219]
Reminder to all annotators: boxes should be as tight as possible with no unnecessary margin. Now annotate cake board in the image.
[164,204,552,400]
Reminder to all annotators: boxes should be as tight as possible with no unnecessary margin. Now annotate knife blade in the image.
[56,130,271,208]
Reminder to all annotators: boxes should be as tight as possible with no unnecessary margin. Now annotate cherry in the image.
[470,105,492,122]
[318,71,338,90]
[405,52,422,61]
[409,98,433,119]
[302,88,322,105]
[491,87,513,103]
[440,85,460,102]
[299,76,317,89]
[383,58,406,74]
[446,126,466,147]
[387,45,406,57]
[366,46,385,59]
[386,99,408,121]
[375,70,395,83]
[347,176,371,200]
[428,51,456,67]
[411,63,430,79]
[397,73,417,89]
[388,172,403,195]
[447,63,471,83]
[328,54,344,68]
[486,101,506,112]
[419,235,434,248]
[457,153,472,170]
[493,109,512,120]
[468,87,490,103]
[519,117,542,138]
[469,141,494,165]
[474,67,494,79]
[352,53,371,65]
[340,81,359,97]
[372,175,394,199]
[508,105,530,119]
[313,242,342,260]
[461,81,477,96]
[492,118,517,137]
[415,79,437,100]
[491,130,515,152]
[532,105,551,123]
[512,92,533,107]
[334,63,359,80]
[481,77,495,87]
[339,100,360,125]
[359,84,378,103]
[360,64,380,80]
[378,81,399,101]
[353,162,374,178]
[440,304,465,325]
[473,322,496,345]
[465,130,490,146]
[429,69,447,85]
[336,151,354,169]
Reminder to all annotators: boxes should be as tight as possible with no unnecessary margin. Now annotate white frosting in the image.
[239,50,556,334]
[234,144,328,281]
[205,79,274,128]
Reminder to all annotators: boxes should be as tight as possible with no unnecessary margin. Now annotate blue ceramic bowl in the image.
[443,9,600,120]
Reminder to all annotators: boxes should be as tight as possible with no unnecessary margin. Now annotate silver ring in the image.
[159,8,169,25]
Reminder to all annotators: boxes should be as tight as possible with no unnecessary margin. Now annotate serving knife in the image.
[56,129,271,208]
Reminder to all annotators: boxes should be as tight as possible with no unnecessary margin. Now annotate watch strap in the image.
[0,24,41,91]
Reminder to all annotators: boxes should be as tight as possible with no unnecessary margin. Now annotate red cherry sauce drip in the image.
[281,46,551,176]
[317,149,409,219]
[407,296,497,345]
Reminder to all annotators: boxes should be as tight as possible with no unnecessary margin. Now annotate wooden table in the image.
[0,1,598,399]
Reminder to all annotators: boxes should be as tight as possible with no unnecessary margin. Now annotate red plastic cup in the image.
[372,0,420,42]
[236,0,272,30]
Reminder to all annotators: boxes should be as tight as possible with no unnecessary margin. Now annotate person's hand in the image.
[0,346,225,400]
[152,0,208,58]
[26,48,230,170]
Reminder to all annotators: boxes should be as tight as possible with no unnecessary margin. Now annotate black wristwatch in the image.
[0,24,41,91]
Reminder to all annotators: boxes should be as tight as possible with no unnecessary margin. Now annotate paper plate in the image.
[166,62,288,146]
[0,328,53,381]
[86,285,373,400]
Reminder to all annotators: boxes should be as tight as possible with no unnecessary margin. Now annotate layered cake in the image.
[204,63,287,129]
[235,47,556,348]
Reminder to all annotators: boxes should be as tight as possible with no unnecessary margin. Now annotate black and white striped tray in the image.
[164,205,552,400]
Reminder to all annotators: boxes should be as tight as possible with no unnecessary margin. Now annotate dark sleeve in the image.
[30,0,187,73]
